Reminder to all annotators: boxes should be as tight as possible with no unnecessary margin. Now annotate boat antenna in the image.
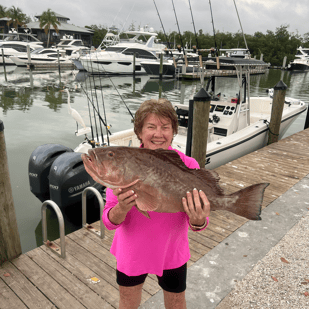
[208,0,219,57]
[152,0,172,50]
[233,0,249,51]
[188,0,199,50]
[171,0,185,55]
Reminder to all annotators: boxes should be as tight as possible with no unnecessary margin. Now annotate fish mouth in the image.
[81,150,101,175]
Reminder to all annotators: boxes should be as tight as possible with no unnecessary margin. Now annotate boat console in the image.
[175,98,244,140]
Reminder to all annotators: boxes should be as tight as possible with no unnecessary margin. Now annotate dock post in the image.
[57,50,61,74]
[191,88,212,167]
[0,120,22,264]
[159,53,164,80]
[27,44,31,68]
[267,81,287,145]
[282,56,287,69]
[304,106,309,130]
[1,48,7,82]
[199,55,204,85]
[133,53,136,76]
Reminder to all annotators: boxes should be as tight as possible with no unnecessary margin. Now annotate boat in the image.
[78,28,166,75]
[287,47,309,71]
[0,29,43,65]
[53,34,90,56]
[71,65,306,171]
[28,64,307,209]
[9,48,75,68]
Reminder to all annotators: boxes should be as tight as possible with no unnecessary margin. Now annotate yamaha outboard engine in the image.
[29,144,73,202]
[49,152,102,209]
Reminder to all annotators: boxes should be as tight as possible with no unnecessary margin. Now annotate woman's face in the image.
[138,113,174,150]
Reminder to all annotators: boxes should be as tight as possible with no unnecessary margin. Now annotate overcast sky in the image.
[9,0,309,37]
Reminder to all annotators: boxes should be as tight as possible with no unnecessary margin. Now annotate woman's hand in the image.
[113,188,138,214]
[108,188,138,225]
[182,188,210,227]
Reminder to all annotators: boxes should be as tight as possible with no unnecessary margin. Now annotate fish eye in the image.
[108,151,114,157]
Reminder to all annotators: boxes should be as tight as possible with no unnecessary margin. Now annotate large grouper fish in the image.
[82,146,269,220]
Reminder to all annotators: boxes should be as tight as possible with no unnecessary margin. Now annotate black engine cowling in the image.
[28,144,73,202]
[49,152,102,208]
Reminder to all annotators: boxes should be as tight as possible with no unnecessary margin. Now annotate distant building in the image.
[0,17,11,33]
[26,12,94,47]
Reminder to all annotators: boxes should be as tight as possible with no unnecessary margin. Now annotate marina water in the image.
[0,67,308,253]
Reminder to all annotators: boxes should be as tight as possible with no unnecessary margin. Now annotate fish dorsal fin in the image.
[152,149,224,195]
[152,148,192,172]
[193,168,224,195]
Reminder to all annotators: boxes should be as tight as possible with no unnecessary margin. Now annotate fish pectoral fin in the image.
[135,207,150,219]
[132,182,160,212]
[135,196,158,212]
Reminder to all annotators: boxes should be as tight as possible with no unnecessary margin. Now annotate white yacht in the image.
[0,29,43,65]
[79,28,166,74]
[9,48,74,67]
[287,47,309,71]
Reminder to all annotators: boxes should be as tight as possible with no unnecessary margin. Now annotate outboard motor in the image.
[49,152,102,208]
[29,144,73,202]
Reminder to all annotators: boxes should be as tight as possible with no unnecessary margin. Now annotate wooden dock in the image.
[1,128,309,308]
[180,67,267,80]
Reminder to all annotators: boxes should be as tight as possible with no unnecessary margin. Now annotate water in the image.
[0,67,308,254]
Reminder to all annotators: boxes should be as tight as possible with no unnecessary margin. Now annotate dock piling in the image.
[0,120,22,265]
[267,81,287,145]
[1,48,7,82]
[191,88,212,167]
[159,53,163,79]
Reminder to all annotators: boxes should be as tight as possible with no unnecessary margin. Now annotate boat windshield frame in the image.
[105,47,126,53]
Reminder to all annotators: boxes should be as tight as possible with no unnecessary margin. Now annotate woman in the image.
[102,98,210,309]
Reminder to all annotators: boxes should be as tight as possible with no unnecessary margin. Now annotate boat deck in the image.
[1,128,309,308]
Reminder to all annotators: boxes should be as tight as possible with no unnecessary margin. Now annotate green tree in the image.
[0,5,7,18]
[6,6,27,30]
[85,25,108,48]
[39,9,61,48]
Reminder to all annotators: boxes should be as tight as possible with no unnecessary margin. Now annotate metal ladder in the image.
[41,187,105,258]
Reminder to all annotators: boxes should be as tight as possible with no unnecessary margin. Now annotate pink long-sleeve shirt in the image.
[102,146,209,277]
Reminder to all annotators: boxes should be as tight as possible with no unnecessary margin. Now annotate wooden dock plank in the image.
[0,276,28,309]
[67,228,160,297]
[26,248,114,309]
[0,261,56,308]
[40,244,119,308]
[11,254,86,309]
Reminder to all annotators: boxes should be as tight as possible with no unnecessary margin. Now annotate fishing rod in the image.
[152,0,172,50]
[233,0,249,51]
[208,0,220,67]
[89,59,105,145]
[188,0,199,50]
[171,0,186,56]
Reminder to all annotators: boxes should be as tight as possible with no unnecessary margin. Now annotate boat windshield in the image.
[0,33,41,43]
[105,47,126,53]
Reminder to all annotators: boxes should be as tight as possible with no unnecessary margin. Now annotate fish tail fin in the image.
[229,183,269,220]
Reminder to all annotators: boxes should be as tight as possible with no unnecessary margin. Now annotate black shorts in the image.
[116,263,187,293]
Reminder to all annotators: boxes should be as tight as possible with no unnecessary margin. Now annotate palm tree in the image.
[6,6,27,31]
[39,9,61,48]
[0,5,7,18]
